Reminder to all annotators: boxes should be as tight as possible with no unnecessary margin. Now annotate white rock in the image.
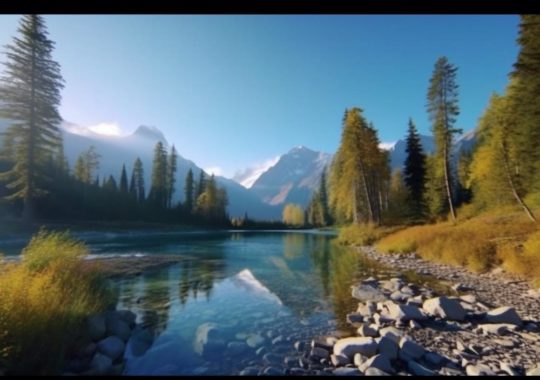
[333,367,362,376]
[246,334,265,348]
[478,323,515,335]
[500,362,520,376]
[365,367,391,376]
[485,307,523,326]
[359,354,394,374]
[379,326,404,342]
[384,301,428,321]
[352,284,388,302]
[399,337,425,359]
[353,353,368,366]
[422,297,466,321]
[357,324,379,337]
[466,363,496,376]
[526,367,540,376]
[460,294,477,304]
[333,337,378,359]
[331,354,350,367]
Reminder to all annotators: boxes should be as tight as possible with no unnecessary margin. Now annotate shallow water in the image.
[1,229,401,375]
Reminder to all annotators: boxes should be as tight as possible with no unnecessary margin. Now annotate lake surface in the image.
[0,229,401,375]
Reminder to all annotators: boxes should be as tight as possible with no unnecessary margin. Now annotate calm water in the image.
[1,229,402,375]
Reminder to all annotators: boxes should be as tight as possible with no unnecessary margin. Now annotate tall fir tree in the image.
[184,168,194,214]
[149,141,168,208]
[403,118,427,219]
[73,146,100,184]
[132,157,145,203]
[128,170,137,199]
[119,164,128,194]
[196,170,206,200]
[0,15,65,221]
[426,56,461,222]
[166,145,177,209]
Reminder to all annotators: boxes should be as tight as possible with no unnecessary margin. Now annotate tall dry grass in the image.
[0,230,110,375]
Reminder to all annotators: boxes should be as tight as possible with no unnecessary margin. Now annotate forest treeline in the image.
[0,15,229,226]
[287,15,540,228]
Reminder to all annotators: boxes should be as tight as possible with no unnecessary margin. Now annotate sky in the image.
[0,15,520,179]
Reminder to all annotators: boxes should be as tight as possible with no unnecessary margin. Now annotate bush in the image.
[337,224,403,246]
[22,229,88,272]
[0,230,110,375]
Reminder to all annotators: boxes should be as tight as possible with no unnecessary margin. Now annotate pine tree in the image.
[128,170,137,199]
[403,118,427,219]
[196,170,206,199]
[103,174,118,192]
[318,170,330,226]
[149,141,168,208]
[166,145,177,208]
[184,168,194,214]
[132,157,145,203]
[119,164,128,194]
[0,15,65,221]
[426,56,461,222]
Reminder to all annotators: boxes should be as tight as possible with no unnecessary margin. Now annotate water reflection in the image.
[84,230,392,374]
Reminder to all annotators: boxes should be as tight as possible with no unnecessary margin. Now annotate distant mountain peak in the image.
[132,125,166,142]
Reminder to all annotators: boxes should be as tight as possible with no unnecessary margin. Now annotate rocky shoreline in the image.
[287,246,540,376]
[61,246,540,376]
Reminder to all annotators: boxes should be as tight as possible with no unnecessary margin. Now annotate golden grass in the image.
[337,224,403,246]
[376,208,540,278]
[0,230,110,375]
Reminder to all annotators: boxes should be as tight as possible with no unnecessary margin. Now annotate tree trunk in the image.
[443,138,457,222]
[352,182,359,224]
[501,141,537,222]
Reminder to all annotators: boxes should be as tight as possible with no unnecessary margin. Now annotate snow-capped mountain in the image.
[248,146,333,207]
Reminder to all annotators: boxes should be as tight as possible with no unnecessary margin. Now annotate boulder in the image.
[357,301,377,317]
[86,314,106,341]
[333,337,378,359]
[331,354,350,367]
[378,326,404,343]
[354,353,368,366]
[478,323,515,335]
[408,360,435,376]
[115,310,137,326]
[106,318,131,342]
[352,284,388,302]
[97,336,126,361]
[357,324,379,337]
[390,291,410,303]
[239,367,259,376]
[399,337,425,359]
[359,354,394,374]
[310,346,330,360]
[384,302,428,321]
[365,367,391,376]
[424,351,446,366]
[422,297,466,321]
[484,307,523,326]
[89,353,113,375]
[499,362,520,376]
[526,367,540,376]
[377,336,399,360]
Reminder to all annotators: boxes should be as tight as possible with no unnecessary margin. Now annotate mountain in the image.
[0,120,281,220]
[248,146,333,207]
[387,134,436,170]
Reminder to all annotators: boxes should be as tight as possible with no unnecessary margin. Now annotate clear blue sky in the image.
[0,15,520,178]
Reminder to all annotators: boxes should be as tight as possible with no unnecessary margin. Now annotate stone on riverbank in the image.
[97,336,125,361]
[333,337,378,359]
[484,306,523,326]
[422,296,466,321]
[351,284,387,302]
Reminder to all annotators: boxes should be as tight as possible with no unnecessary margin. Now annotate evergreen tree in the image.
[184,168,194,214]
[103,174,118,192]
[386,169,410,222]
[196,170,206,200]
[119,164,128,194]
[166,145,177,209]
[128,170,137,199]
[318,170,330,225]
[426,56,461,222]
[132,157,145,203]
[403,118,427,219]
[148,142,168,208]
[0,15,65,221]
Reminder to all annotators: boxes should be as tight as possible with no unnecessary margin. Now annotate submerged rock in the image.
[97,336,125,361]
[193,323,226,357]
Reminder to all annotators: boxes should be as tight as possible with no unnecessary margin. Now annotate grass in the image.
[375,208,540,278]
[0,230,111,375]
[337,224,404,246]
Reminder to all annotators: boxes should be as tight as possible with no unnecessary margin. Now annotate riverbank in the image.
[289,245,540,376]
